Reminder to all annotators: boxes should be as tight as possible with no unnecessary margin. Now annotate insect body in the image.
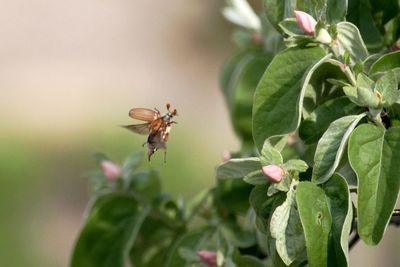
[123,103,177,162]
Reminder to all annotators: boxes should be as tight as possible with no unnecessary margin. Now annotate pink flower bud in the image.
[197,250,217,267]
[262,165,284,183]
[101,160,121,181]
[294,10,317,35]
[222,150,231,162]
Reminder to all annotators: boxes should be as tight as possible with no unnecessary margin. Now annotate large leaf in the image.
[312,113,366,184]
[70,194,148,267]
[270,184,306,265]
[348,124,400,245]
[336,22,369,63]
[252,47,328,150]
[296,182,332,267]
[323,174,352,267]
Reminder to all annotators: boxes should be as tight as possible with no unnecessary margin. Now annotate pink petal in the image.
[101,160,121,181]
[197,250,217,267]
[262,165,284,183]
[294,10,317,35]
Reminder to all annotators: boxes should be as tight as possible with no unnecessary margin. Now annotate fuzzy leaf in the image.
[312,113,366,183]
[252,47,328,150]
[369,51,400,75]
[323,174,352,267]
[296,182,332,267]
[348,124,400,245]
[375,71,399,107]
[270,185,306,265]
[336,22,369,63]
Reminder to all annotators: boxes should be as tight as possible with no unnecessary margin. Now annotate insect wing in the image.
[129,108,159,122]
[123,123,151,135]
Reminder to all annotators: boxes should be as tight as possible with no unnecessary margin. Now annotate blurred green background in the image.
[0,0,399,266]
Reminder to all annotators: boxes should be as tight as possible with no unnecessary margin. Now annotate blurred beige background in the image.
[0,1,399,266]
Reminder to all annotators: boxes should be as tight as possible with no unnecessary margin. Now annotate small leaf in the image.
[70,194,148,267]
[252,47,328,150]
[261,140,283,165]
[296,182,332,267]
[356,86,380,108]
[270,184,306,265]
[375,71,399,107]
[356,73,374,89]
[216,157,260,180]
[284,159,308,172]
[348,124,400,245]
[369,51,400,75]
[279,18,305,36]
[323,174,352,267]
[336,22,369,63]
[312,113,366,184]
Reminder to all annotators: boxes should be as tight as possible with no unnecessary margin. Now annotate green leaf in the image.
[348,124,400,245]
[356,73,374,89]
[220,221,256,248]
[323,174,352,267]
[216,157,261,180]
[336,22,369,63]
[233,255,265,267]
[129,216,177,267]
[284,159,308,172]
[215,179,254,214]
[299,97,359,144]
[252,47,328,150]
[312,113,366,184]
[346,0,383,50]
[165,227,212,267]
[243,170,268,185]
[375,71,399,107]
[220,48,272,140]
[326,0,348,23]
[263,0,290,32]
[261,140,283,165]
[356,86,380,108]
[279,18,304,36]
[369,51,400,75]
[250,184,275,219]
[122,151,143,177]
[127,170,161,203]
[270,184,306,265]
[70,194,148,267]
[296,182,332,267]
[233,54,272,140]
